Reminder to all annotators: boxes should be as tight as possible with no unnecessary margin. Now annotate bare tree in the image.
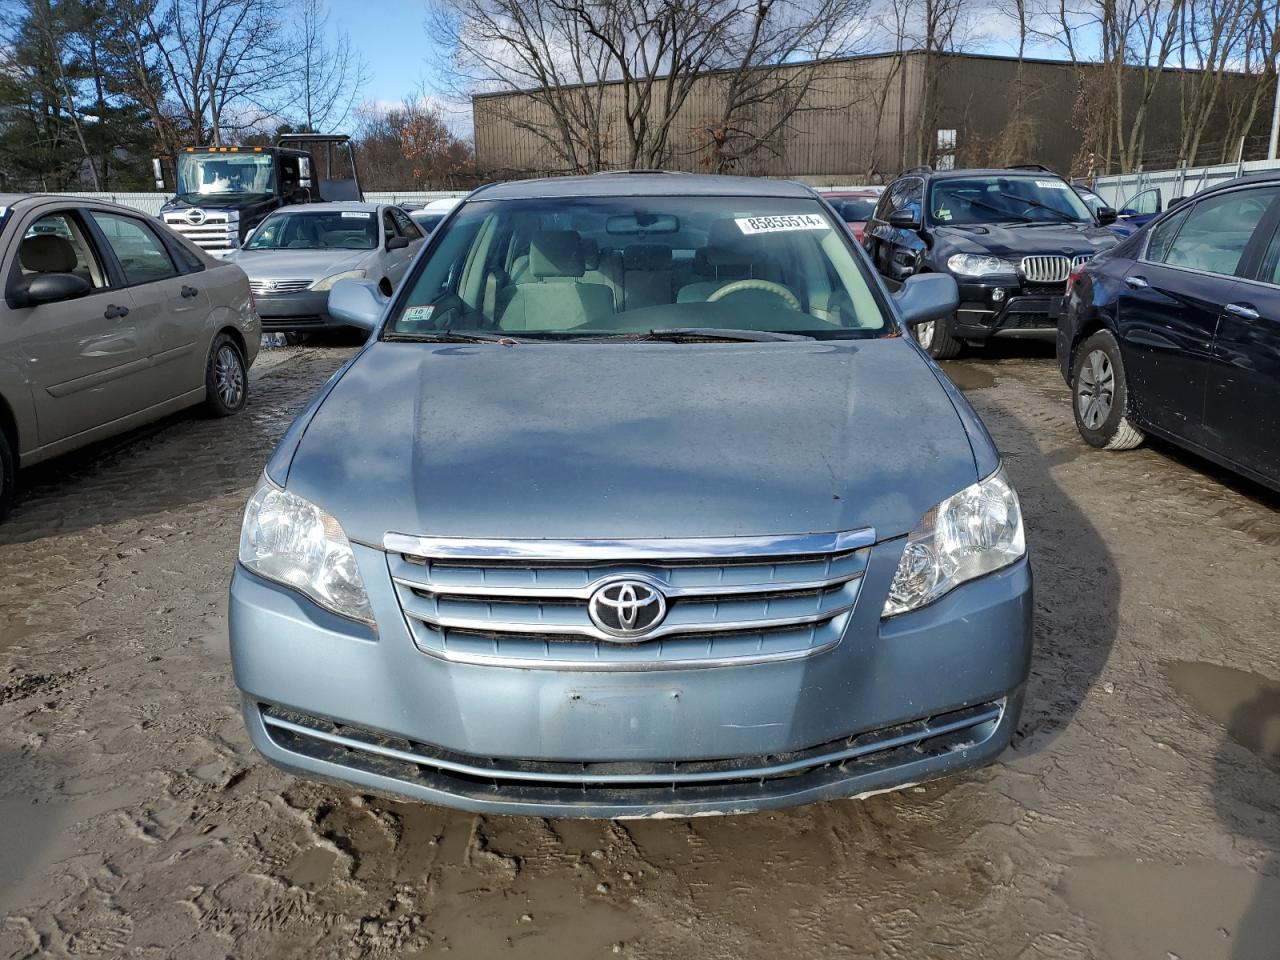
[289,0,369,131]
[700,0,875,173]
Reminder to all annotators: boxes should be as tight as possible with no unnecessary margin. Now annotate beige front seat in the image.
[499,230,615,331]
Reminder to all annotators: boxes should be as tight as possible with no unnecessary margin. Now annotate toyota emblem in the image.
[185,208,207,225]
[588,579,668,639]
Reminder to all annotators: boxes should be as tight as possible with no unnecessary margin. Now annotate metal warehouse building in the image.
[473,51,1272,183]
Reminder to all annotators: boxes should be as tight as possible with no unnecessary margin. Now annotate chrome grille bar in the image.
[249,279,313,295]
[1019,255,1072,283]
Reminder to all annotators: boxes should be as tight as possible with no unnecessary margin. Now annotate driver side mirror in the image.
[893,273,958,328]
[386,235,410,251]
[327,278,386,332]
[21,272,91,307]
[1095,206,1118,225]
[889,208,920,230]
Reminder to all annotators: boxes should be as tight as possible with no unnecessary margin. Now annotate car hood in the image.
[932,221,1117,259]
[281,337,983,546]
[230,248,370,280]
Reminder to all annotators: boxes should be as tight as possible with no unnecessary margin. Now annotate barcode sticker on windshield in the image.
[402,305,434,323]
[735,214,830,235]
[1035,180,1068,190]
[341,211,372,218]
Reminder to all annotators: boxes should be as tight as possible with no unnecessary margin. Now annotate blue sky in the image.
[329,0,450,106]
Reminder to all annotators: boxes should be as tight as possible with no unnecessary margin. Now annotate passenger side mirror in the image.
[889,208,920,230]
[327,278,386,332]
[22,272,91,306]
[893,273,958,328]
[1095,206,1118,225]
[386,235,410,251]
[290,187,310,203]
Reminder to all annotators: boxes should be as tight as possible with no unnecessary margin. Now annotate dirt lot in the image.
[2,342,1278,960]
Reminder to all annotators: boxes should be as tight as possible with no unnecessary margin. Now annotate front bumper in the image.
[230,541,1033,818]
[253,290,349,332]
[952,279,1065,340]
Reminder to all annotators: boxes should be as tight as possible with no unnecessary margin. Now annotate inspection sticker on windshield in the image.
[402,305,435,323]
[1035,180,1068,190]
[341,211,372,219]
[735,214,830,235]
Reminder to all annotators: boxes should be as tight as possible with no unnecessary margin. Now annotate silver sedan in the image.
[231,202,425,334]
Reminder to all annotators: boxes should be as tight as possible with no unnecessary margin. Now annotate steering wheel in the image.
[707,279,801,311]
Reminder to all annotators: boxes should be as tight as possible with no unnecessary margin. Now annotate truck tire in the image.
[203,333,248,417]
[0,428,14,522]
[1071,329,1145,450]
[914,313,963,360]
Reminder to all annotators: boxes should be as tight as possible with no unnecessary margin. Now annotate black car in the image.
[1058,170,1280,491]
[864,165,1119,358]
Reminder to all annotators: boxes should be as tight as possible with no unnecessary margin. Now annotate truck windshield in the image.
[388,196,887,339]
[176,153,276,198]
[929,176,1092,225]
[245,210,377,250]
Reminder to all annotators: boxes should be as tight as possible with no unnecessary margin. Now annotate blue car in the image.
[1059,170,1280,490]
[230,173,1033,818]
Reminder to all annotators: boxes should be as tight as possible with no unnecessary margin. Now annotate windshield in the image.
[176,152,276,198]
[830,196,877,221]
[245,210,377,250]
[929,176,1092,225]
[388,196,886,339]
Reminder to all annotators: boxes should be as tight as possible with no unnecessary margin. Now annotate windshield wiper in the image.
[996,192,1078,223]
[640,328,815,342]
[386,330,527,344]
[957,197,1034,223]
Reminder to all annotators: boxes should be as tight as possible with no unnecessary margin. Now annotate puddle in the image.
[284,846,337,888]
[1163,661,1280,766]
[0,784,143,914]
[1062,857,1280,960]
[939,362,996,391]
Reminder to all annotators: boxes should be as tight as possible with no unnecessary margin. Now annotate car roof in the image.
[924,168,1068,181]
[269,201,383,213]
[469,172,815,201]
[820,190,880,197]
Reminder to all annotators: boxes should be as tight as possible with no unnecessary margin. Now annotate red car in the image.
[820,190,881,242]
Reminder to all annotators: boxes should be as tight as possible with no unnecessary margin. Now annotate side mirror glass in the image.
[386,235,410,251]
[327,278,386,332]
[894,273,958,328]
[23,272,91,306]
[1096,206,1118,225]
[889,208,920,230]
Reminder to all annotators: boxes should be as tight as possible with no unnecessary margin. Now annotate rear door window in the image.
[1154,188,1279,277]
[89,212,178,285]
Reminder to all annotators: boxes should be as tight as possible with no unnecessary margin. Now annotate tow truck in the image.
[155,134,362,258]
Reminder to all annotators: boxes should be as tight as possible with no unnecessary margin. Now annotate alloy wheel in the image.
[215,344,245,408]
[1076,348,1115,429]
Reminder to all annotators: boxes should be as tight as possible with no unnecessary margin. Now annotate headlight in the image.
[882,465,1025,617]
[310,269,366,291]
[238,478,374,625]
[947,254,1017,277]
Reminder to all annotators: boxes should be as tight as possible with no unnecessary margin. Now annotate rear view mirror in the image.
[23,272,91,306]
[1096,206,1118,225]
[327,278,386,332]
[606,214,679,235]
[889,208,920,230]
[894,273,958,328]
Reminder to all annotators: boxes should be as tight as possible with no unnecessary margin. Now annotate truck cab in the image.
[158,135,360,258]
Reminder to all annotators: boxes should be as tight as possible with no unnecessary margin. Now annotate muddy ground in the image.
[1,341,1278,959]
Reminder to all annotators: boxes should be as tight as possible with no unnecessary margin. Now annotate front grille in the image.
[249,279,313,295]
[384,530,873,670]
[258,700,1004,804]
[1019,253,1093,284]
[162,212,238,253]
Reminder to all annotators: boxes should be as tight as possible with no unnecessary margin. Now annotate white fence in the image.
[1092,159,1280,207]
[47,189,471,216]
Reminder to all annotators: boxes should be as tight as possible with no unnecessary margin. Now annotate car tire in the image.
[914,313,963,360]
[203,333,248,417]
[1071,329,1144,450]
[0,428,14,523]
